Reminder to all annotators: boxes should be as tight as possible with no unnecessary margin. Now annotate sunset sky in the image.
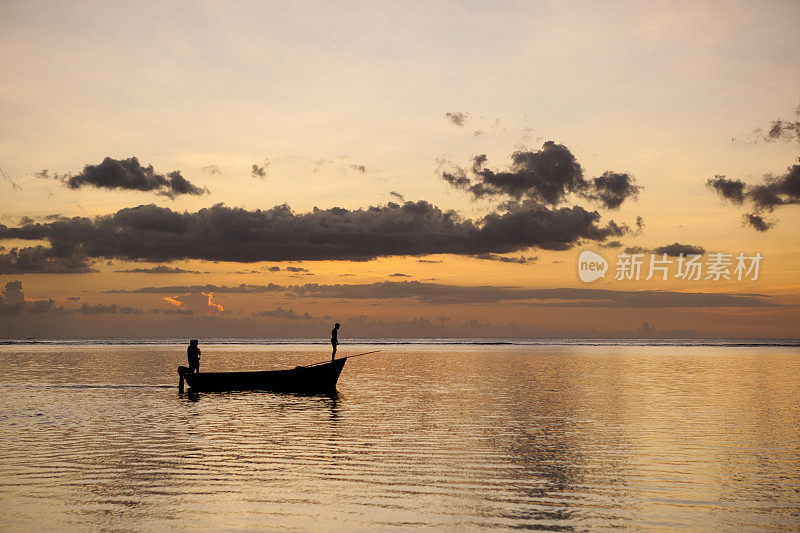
[1,1,799,338]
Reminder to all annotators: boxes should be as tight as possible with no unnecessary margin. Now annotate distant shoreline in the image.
[1,337,799,347]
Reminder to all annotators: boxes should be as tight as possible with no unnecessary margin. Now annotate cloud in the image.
[652,243,706,257]
[708,162,800,230]
[471,253,537,264]
[0,246,96,274]
[634,216,645,234]
[113,281,778,308]
[109,283,284,294]
[624,246,649,254]
[252,306,314,320]
[622,243,705,256]
[285,266,309,272]
[37,157,208,198]
[707,175,746,204]
[201,165,222,175]
[349,164,367,173]
[711,108,800,230]
[2,200,630,263]
[161,291,226,315]
[0,280,55,315]
[584,172,642,209]
[251,160,270,179]
[0,280,24,314]
[114,265,203,274]
[72,303,143,315]
[761,105,800,143]
[444,111,470,126]
[289,281,776,308]
[442,142,641,208]
[0,166,21,191]
[389,191,405,202]
[764,119,800,143]
[743,212,775,232]
[150,307,194,315]
[388,272,412,277]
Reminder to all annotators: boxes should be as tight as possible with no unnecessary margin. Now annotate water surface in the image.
[0,341,798,531]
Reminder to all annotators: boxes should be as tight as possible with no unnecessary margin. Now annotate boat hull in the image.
[178,357,347,393]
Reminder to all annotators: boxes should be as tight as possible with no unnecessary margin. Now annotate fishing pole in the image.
[303,350,382,367]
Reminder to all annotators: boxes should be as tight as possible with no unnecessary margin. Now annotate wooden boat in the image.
[177,357,347,393]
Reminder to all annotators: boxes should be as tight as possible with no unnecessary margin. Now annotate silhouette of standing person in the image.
[331,323,340,360]
[187,339,201,373]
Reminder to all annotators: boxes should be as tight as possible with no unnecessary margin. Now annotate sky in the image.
[1,0,799,338]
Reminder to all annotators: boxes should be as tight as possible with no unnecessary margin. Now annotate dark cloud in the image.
[444,111,470,126]
[252,306,314,320]
[479,200,628,251]
[624,246,649,254]
[417,258,442,263]
[0,281,54,315]
[584,172,642,209]
[761,106,800,143]
[251,160,270,179]
[599,240,623,248]
[349,164,367,173]
[2,200,630,263]
[0,246,96,274]
[471,253,537,264]
[707,175,746,204]
[448,143,585,203]
[114,265,203,274]
[389,191,405,202]
[442,142,640,209]
[712,108,800,230]
[285,266,309,272]
[708,161,800,230]
[622,243,705,256]
[743,212,775,232]
[764,119,800,143]
[72,303,143,315]
[748,163,800,210]
[388,273,412,277]
[290,281,777,307]
[109,283,285,294]
[652,243,706,257]
[150,307,194,315]
[39,157,208,198]
[267,266,281,272]
[112,281,779,308]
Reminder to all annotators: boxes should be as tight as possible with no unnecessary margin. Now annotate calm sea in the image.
[0,339,798,531]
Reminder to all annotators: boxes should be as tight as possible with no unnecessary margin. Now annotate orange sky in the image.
[1,1,799,338]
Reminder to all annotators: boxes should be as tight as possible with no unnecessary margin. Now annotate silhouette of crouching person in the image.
[187,339,201,373]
